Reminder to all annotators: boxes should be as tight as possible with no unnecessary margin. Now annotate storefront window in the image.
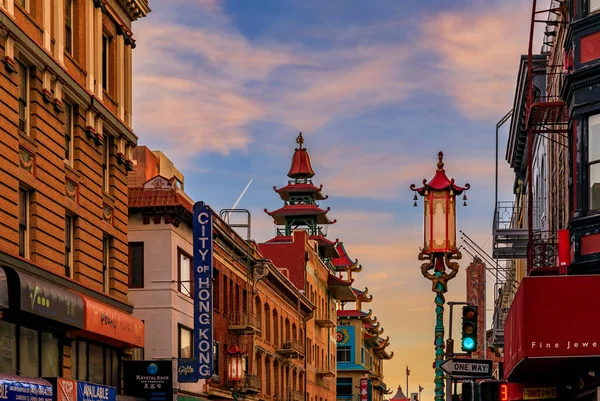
[73,339,121,390]
[41,331,59,377]
[589,115,600,210]
[0,321,16,375]
[88,344,105,384]
[19,327,38,377]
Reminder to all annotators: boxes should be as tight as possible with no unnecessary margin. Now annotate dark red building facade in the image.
[493,1,600,400]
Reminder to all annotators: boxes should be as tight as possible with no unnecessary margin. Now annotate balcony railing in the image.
[276,226,329,237]
[316,365,335,377]
[529,231,559,274]
[315,314,336,327]
[228,312,261,334]
[491,261,518,348]
[290,390,304,401]
[493,201,528,260]
[276,340,304,358]
[242,374,261,393]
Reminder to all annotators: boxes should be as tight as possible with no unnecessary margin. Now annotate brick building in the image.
[0,0,148,398]
[127,147,317,401]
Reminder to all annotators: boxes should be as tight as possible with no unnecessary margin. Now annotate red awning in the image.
[74,293,144,348]
[504,275,600,382]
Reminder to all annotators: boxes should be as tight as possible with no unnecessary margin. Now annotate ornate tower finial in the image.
[296,132,304,149]
[437,151,444,171]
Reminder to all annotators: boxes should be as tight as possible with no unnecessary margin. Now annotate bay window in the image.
[588,114,600,210]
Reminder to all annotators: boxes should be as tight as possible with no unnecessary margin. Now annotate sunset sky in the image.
[132,0,534,399]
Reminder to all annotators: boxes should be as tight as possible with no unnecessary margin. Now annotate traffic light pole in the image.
[446,301,472,401]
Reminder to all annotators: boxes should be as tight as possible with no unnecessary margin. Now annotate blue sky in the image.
[132,0,533,398]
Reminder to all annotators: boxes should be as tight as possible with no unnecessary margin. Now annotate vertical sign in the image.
[193,201,213,379]
[360,378,369,401]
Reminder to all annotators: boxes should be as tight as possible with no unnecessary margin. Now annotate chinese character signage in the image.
[123,361,173,401]
[0,377,53,401]
[193,202,213,379]
[360,378,372,401]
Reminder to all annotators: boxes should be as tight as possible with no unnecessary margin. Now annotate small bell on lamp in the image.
[463,193,468,206]
[413,193,418,207]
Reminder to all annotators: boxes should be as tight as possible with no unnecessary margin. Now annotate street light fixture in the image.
[410,152,470,401]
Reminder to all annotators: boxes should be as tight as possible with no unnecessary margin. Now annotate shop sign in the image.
[193,202,213,379]
[523,388,556,400]
[0,376,53,401]
[176,359,198,383]
[18,271,84,328]
[123,361,173,401]
[81,296,144,348]
[46,378,114,401]
[360,378,372,401]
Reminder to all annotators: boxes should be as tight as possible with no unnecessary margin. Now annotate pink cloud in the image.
[420,3,531,120]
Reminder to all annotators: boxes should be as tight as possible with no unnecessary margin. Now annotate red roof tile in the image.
[128,188,193,212]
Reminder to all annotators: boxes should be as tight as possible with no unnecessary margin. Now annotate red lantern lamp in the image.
[410,152,470,255]
[227,344,246,382]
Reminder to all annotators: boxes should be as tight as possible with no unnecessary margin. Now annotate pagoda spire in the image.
[265,133,339,259]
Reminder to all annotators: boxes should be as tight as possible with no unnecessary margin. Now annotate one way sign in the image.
[440,358,493,377]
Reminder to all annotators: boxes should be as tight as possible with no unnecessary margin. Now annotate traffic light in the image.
[461,381,474,401]
[461,305,478,352]
[480,381,508,401]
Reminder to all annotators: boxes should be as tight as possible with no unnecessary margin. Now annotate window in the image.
[178,325,192,358]
[102,35,109,91]
[72,339,120,390]
[337,346,351,363]
[102,237,110,293]
[0,321,16,375]
[17,0,28,11]
[65,215,74,277]
[102,136,110,192]
[65,0,73,54]
[592,0,600,13]
[41,331,59,377]
[589,114,600,210]
[128,242,144,288]
[178,249,193,297]
[18,188,29,258]
[213,341,220,379]
[64,103,74,164]
[17,61,29,134]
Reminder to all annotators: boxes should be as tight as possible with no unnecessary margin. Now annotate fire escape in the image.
[490,0,569,350]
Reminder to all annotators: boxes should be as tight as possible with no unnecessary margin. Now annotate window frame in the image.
[18,188,29,258]
[213,341,220,381]
[177,324,193,359]
[64,102,74,165]
[102,35,109,91]
[336,346,351,363]
[591,0,600,13]
[17,60,29,135]
[588,114,600,211]
[177,248,193,297]
[102,237,110,293]
[65,214,74,278]
[17,0,29,12]
[128,242,144,289]
[102,135,110,192]
[65,0,73,55]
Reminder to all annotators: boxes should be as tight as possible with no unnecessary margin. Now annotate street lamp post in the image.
[410,152,470,401]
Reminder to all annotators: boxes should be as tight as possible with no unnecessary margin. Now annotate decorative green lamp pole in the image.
[410,152,470,401]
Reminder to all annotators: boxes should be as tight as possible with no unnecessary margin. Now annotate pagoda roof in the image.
[273,183,328,201]
[328,274,357,301]
[264,204,337,225]
[331,242,362,272]
[337,309,372,320]
[410,151,470,195]
[391,386,409,401]
[352,287,373,303]
[287,132,316,178]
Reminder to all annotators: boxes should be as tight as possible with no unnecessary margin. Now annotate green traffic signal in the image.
[461,305,478,353]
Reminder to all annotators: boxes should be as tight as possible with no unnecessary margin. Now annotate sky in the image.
[132,0,535,399]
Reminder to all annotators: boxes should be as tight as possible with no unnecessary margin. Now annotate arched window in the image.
[264,303,271,342]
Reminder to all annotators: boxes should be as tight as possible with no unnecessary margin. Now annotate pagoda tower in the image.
[264,133,339,259]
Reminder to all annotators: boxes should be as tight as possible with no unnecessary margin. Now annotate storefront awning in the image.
[77,294,144,348]
[2,266,85,328]
[504,275,600,382]
[0,373,53,401]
